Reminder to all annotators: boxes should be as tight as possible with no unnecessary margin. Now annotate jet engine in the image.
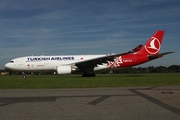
[56,65,72,75]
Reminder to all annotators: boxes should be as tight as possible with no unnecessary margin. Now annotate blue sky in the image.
[0,0,180,69]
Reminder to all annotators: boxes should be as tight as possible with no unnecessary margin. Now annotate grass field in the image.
[0,73,180,89]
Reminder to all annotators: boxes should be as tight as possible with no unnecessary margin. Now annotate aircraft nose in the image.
[5,63,10,69]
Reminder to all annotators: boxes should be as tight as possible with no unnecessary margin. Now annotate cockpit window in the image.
[9,61,14,63]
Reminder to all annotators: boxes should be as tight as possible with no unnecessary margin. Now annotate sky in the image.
[0,0,180,69]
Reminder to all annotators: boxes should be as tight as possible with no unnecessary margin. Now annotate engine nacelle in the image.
[56,66,72,75]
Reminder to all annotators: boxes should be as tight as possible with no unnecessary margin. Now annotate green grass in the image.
[0,73,180,89]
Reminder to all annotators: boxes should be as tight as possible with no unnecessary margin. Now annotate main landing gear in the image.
[81,67,96,77]
[82,73,96,77]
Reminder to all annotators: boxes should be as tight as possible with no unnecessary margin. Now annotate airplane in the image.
[5,30,174,77]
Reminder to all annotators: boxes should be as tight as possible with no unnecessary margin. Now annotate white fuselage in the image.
[5,55,109,72]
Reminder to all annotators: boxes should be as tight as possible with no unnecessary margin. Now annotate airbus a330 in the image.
[5,30,174,77]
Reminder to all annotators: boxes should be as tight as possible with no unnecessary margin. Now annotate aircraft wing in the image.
[73,52,131,68]
[148,51,175,60]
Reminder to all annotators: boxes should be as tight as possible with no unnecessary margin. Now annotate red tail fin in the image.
[138,30,164,55]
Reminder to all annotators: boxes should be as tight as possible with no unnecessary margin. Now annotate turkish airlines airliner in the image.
[5,30,174,77]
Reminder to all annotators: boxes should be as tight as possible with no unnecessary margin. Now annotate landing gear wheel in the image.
[82,73,96,77]
[91,73,96,77]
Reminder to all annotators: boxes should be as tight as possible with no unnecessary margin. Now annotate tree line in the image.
[97,65,180,74]
[1,65,180,75]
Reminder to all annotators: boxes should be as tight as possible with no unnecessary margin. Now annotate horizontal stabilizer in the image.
[148,51,175,60]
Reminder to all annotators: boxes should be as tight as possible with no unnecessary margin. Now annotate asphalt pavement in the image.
[0,86,180,120]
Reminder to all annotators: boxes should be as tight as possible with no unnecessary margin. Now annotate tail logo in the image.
[145,37,161,54]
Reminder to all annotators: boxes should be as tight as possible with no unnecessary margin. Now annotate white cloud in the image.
[0,0,180,69]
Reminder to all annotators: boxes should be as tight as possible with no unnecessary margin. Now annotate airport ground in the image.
[0,73,180,89]
[0,86,180,120]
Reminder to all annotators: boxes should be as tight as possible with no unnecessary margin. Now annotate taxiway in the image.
[0,86,180,120]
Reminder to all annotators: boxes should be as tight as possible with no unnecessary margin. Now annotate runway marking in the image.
[0,97,57,107]
[0,94,136,107]
[129,89,180,116]
[161,91,174,94]
[87,95,111,105]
